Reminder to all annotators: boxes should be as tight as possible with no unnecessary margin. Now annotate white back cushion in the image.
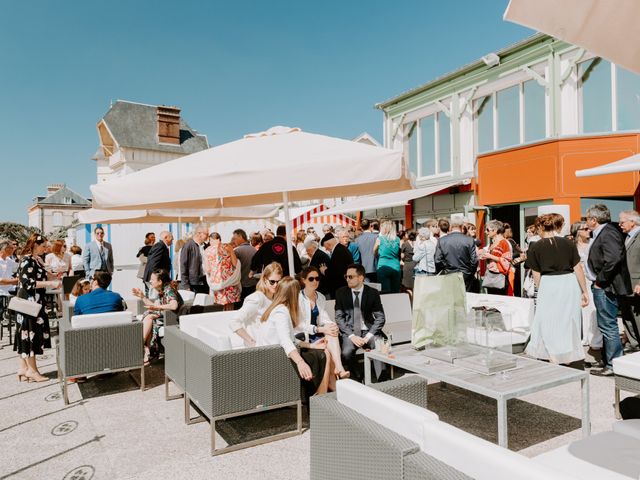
[197,325,232,351]
[336,379,438,449]
[180,310,244,348]
[71,311,134,329]
[367,282,382,291]
[325,299,335,322]
[380,293,412,325]
[178,289,196,303]
[466,293,534,329]
[422,420,572,480]
[193,293,214,307]
[612,419,640,441]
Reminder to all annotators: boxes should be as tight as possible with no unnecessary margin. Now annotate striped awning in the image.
[289,204,357,232]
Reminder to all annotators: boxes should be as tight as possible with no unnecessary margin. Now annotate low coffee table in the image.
[364,344,590,448]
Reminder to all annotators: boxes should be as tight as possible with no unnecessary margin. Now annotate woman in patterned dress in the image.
[205,234,241,311]
[14,233,61,382]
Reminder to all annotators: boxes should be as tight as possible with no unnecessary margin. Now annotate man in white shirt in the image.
[334,264,386,381]
[619,210,640,349]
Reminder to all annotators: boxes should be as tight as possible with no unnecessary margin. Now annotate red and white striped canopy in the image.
[290,204,357,233]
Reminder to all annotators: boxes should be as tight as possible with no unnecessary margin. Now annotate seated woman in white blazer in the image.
[230,262,282,347]
[257,276,330,396]
[297,266,349,380]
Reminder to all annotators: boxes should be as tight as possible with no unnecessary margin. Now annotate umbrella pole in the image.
[282,192,295,276]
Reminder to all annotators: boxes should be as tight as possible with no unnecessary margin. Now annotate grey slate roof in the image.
[101,100,209,154]
[35,185,91,206]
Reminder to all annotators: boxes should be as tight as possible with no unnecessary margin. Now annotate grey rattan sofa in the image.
[57,304,144,404]
[164,324,303,455]
[309,376,470,480]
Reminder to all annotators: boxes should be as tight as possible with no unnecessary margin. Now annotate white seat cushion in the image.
[197,325,232,351]
[613,351,640,379]
[180,311,244,348]
[422,420,575,480]
[612,419,640,441]
[178,289,195,303]
[336,379,438,449]
[534,432,640,479]
[71,311,134,329]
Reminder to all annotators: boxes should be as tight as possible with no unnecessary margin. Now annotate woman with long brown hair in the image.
[45,239,71,277]
[258,276,329,396]
[14,233,61,382]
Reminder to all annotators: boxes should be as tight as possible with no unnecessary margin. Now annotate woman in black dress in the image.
[14,233,61,382]
[400,230,416,292]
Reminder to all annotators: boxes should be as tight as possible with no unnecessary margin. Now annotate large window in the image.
[523,79,546,142]
[579,58,612,133]
[474,74,547,153]
[617,66,640,131]
[497,85,519,148]
[404,108,452,179]
[475,95,494,153]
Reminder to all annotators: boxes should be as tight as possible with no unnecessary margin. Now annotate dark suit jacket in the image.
[325,243,354,296]
[587,222,631,295]
[309,248,331,295]
[625,230,640,290]
[434,231,478,276]
[180,239,205,288]
[144,242,171,282]
[334,284,385,337]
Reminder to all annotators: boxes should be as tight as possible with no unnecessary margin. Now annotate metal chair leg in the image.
[140,365,145,392]
[164,375,183,401]
[615,385,622,419]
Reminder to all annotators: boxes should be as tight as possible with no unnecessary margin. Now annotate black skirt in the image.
[298,348,326,398]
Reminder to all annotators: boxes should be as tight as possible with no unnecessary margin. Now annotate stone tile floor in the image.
[0,334,630,480]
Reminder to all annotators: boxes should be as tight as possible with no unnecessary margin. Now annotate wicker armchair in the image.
[310,376,470,480]
[177,330,303,455]
[57,303,144,405]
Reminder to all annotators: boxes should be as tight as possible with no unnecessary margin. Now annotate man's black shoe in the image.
[590,367,614,377]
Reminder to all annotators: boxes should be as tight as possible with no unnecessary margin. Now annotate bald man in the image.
[144,230,173,282]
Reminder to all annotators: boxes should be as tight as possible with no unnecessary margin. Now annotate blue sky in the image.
[0,0,531,223]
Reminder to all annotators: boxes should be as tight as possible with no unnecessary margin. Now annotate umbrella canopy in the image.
[504,0,640,74]
[575,153,640,178]
[77,206,280,225]
[90,127,411,211]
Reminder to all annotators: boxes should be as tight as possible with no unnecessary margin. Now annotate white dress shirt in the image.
[584,223,606,282]
[256,304,297,356]
[0,255,18,296]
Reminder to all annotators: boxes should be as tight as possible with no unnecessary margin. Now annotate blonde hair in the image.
[379,220,397,241]
[261,276,300,327]
[256,262,284,296]
[174,238,186,252]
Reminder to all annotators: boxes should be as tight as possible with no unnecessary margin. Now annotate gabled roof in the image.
[35,185,91,207]
[100,100,209,154]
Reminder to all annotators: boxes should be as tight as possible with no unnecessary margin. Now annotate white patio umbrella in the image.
[575,153,640,178]
[90,126,412,273]
[504,0,640,74]
[77,206,281,225]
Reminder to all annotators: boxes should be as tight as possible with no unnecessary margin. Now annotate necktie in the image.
[353,291,362,335]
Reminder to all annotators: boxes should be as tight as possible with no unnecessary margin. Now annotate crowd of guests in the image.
[4,202,640,396]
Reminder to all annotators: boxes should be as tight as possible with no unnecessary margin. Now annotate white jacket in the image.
[230,290,271,333]
[297,290,333,341]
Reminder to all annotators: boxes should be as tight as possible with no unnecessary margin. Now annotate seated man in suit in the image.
[74,271,125,315]
[335,264,386,381]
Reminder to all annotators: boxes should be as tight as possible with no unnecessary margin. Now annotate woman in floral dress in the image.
[132,268,183,364]
[14,233,60,382]
[205,234,241,310]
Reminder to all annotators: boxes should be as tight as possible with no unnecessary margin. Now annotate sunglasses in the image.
[267,279,280,286]
[344,274,358,280]
[306,276,320,282]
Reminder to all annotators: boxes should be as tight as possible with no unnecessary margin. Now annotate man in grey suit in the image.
[434,217,478,292]
[83,226,114,279]
[619,210,640,349]
[180,224,209,294]
[354,219,379,283]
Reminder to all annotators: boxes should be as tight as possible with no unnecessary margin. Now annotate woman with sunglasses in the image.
[259,276,329,396]
[230,262,283,347]
[571,220,602,358]
[298,266,349,381]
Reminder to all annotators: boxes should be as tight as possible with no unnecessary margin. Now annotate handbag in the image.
[8,296,42,318]
[482,270,506,290]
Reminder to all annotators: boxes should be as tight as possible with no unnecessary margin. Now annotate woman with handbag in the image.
[204,234,241,311]
[11,233,61,382]
[479,220,512,295]
[525,214,588,367]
